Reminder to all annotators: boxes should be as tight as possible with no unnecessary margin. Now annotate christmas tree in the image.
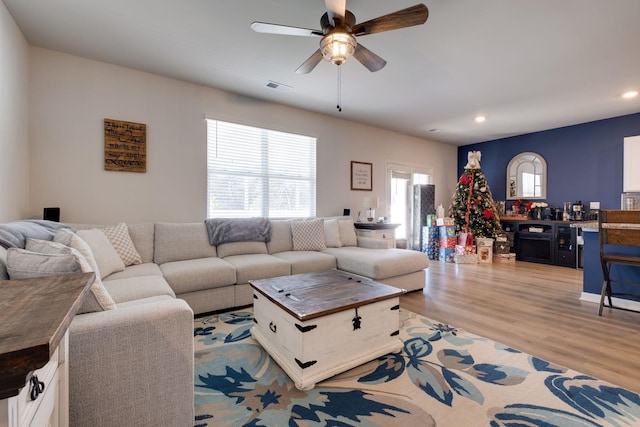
[449,151,501,238]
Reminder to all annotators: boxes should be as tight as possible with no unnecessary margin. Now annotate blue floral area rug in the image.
[193,309,640,426]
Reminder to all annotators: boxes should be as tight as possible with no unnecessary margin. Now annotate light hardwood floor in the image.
[400,260,640,393]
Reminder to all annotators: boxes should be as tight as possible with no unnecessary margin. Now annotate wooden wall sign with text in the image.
[104,119,147,173]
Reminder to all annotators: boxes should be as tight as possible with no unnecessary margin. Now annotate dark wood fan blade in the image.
[352,4,429,36]
[325,0,346,26]
[251,22,322,37]
[352,44,387,72]
[295,49,324,74]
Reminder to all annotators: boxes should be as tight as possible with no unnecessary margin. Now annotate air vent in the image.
[265,81,292,93]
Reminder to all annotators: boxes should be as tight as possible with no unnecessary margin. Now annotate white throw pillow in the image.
[338,218,358,247]
[102,223,142,266]
[26,237,117,313]
[77,229,125,279]
[323,218,342,248]
[291,219,326,251]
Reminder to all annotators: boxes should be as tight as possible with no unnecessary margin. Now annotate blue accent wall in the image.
[457,112,640,210]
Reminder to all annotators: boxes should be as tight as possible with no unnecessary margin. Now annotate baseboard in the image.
[580,292,640,312]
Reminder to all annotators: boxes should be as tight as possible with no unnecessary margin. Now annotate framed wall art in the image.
[351,161,372,191]
[104,118,147,173]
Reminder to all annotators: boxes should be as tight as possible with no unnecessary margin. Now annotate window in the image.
[206,119,317,218]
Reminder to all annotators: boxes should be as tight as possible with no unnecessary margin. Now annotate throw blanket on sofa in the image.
[0,220,75,249]
[205,218,271,246]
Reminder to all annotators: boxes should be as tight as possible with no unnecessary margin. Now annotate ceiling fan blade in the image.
[250,22,322,37]
[352,44,387,72]
[325,0,346,26]
[352,4,429,36]
[295,49,324,74]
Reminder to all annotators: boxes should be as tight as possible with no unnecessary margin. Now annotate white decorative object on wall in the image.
[624,135,640,192]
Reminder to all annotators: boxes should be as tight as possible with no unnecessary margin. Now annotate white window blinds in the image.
[206,119,317,218]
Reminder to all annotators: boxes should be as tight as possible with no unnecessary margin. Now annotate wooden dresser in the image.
[0,273,94,427]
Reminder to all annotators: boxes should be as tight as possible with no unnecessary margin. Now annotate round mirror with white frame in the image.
[507,152,547,200]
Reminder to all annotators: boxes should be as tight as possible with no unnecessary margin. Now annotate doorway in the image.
[387,163,432,249]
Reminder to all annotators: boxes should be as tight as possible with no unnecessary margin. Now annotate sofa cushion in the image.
[77,229,126,279]
[102,275,176,304]
[222,254,290,284]
[216,241,268,258]
[103,262,163,281]
[292,219,326,251]
[102,222,143,266]
[273,251,337,275]
[125,223,155,263]
[6,248,81,279]
[324,247,429,280]
[154,223,216,264]
[323,218,342,248]
[338,218,358,247]
[266,219,293,254]
[160,257,237,294]
[25,238,117,313]
[115,295,176,309]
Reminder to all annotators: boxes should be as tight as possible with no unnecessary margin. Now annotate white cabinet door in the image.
[624,135,640,192]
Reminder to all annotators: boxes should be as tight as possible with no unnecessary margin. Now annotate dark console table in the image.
[501,219,578,268]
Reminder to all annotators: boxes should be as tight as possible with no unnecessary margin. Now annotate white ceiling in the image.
[4,0,640,145]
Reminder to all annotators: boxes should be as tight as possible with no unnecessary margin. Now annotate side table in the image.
[354,223,400,248]
[0,272,94,427]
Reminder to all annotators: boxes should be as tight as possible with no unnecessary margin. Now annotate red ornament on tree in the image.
[460,174,471,185]
[482,209,494,219]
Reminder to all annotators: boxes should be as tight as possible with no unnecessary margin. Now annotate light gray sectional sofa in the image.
[127,217,429,315]
[0,216,428,427]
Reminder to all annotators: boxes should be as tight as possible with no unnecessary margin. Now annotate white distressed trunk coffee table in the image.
[250,270,402,390]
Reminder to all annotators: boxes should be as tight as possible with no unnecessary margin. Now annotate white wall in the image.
[29,47,457,224]
[0,1,30,222]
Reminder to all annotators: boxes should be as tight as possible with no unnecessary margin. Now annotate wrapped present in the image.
[494,238,511,254]
[426,214,437,227]
[493,253,516,263]
[455,253,478,264]
[455,244,477,255]
[438,248,455,263]
[476,237,494,247]
[439,237,456,249]
[421,226,439,260]
[477,245,493,263]
[457,232,474,246]
[436,217,454,226]
[438,225,456,237]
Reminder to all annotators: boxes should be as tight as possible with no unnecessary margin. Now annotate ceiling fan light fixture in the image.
[320,32,357,65]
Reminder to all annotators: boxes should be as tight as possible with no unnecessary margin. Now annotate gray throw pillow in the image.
[6,248,81,280]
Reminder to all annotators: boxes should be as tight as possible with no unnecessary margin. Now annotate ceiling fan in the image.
[250,1,429,74]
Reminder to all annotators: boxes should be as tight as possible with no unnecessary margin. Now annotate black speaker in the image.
[343,208,350,216]
[43,207,60,222]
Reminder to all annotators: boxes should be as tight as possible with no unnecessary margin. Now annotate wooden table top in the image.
[0,272,94,399]
[250,271,402,321]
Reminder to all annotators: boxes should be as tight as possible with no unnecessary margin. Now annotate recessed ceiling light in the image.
[475,115,486,123]
[622,91,638,99]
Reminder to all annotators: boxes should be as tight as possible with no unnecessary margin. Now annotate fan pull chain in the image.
[336,65,342,112]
